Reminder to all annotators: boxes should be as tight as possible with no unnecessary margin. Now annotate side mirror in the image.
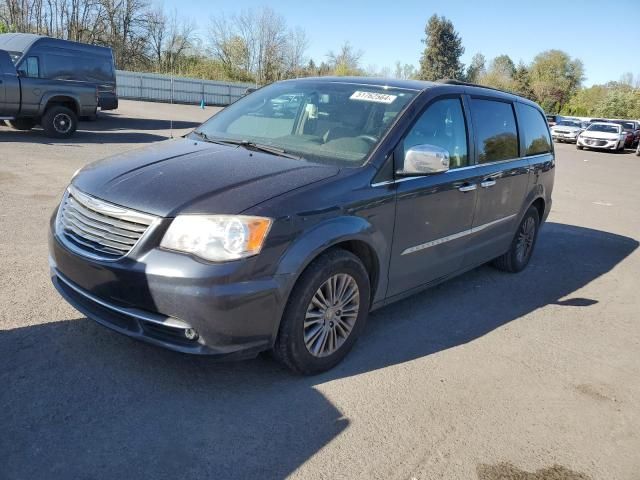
[17,69,26,77]
[398,144,450,176]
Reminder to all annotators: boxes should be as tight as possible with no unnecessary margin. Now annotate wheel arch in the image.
[271,215,387,339]
[39,94,80,116]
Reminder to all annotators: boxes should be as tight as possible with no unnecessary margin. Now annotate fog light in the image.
[184,328,198,340]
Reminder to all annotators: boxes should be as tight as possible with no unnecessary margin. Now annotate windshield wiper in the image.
[191,133,300,160]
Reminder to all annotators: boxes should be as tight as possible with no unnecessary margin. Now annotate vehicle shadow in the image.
[0,222,636,479]
[0,114,201,144]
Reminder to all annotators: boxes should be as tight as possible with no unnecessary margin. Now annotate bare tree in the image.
[327,41,363,76]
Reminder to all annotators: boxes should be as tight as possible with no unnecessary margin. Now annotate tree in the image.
[465,53,485,83]
[511,63,534,100]
[327,41,363,76]
[418,14,464,81]
[478,54,515,91]
[394,61,417,80]
[528,50,584,113]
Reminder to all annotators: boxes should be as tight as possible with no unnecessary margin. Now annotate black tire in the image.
[576,144,583,150]
[42,105,77,138]
[273,248,371,375]
[6,118,35,131]
[492,206,540,273]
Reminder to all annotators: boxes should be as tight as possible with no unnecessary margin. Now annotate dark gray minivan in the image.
[49,77,554,374]
[0,33,118,111]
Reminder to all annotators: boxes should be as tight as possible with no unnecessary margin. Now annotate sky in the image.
[173,0,640,86]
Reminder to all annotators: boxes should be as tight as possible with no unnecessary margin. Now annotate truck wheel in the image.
[42,106,77,138]
[273,249,370,375]
[492,206,540,273]
[6,118,35,131]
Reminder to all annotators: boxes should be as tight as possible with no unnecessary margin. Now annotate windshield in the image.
[557,120,581,127]
[193,81,418,166]
[587,124,620,134]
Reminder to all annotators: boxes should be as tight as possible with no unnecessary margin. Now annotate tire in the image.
[273,248,371,375]
[6,118,35,131]
[42,105,77,138]
[492,206,540,273]
[636,146,640,156]
[576,144,583,150]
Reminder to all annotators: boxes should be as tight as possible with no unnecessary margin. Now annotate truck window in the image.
[43,53,113,83]
[25,56,39,78]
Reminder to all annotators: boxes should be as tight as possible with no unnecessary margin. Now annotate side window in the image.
[516,103,552,156]
[24,56,39,78]
[470,99,518,163]
[403,97,468,168]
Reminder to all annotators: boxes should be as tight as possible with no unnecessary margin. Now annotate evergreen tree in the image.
[419,15,465,81]
[465,53,486,83]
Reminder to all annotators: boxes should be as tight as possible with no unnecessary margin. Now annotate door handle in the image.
[480,180,497,188]
[458,183,477,192]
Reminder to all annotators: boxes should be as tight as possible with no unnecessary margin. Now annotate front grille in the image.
[583,138,608,146]
[56,185,157,260]
[555,130,569,134]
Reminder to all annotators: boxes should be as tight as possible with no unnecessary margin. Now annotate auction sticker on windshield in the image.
[350,91,397,104]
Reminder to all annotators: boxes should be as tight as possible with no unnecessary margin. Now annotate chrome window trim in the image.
[401,214,517,255]
[371,152,553,187]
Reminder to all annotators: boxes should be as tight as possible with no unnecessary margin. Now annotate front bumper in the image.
[552,133,579,142]
[577,137,620,150]
[49,225,291,358]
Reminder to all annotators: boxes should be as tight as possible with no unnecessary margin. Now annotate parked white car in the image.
[576,122,626,152]
[550,119,584,143]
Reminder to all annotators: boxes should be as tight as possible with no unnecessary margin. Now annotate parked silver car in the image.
[550,119,583,143]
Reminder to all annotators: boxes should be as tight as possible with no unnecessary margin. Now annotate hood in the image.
[73,138,340,217]
[552,125,581,133]
[582,131,621,140]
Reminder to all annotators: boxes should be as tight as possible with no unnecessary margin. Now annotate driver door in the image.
[387,96,478,297]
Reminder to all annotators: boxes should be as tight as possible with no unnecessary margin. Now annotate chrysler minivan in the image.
[49,77,555,374]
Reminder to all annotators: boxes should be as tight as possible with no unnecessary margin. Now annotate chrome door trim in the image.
[371,156,528,187]
[401,214,517,255]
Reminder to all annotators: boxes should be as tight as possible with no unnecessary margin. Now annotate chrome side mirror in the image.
[398,144,450,176]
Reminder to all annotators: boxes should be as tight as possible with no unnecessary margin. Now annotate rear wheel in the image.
[42,105,77,138]
[492,206,540,273]
[6,118,35,131]
[273,249,370,375]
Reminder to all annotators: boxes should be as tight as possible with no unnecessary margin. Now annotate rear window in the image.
[516,103,552,156]
[41,53,114,83]
[470,99,518,163]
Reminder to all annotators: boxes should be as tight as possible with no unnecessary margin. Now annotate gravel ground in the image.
[1,100,639,480]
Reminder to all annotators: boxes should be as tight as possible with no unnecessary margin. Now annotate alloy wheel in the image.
[516,216,536,264]
[304,273,360,358]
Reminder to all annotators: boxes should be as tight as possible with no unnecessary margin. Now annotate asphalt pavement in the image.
[1,101,638,480]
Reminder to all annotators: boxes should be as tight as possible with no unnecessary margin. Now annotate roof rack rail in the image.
[436,78,511,95]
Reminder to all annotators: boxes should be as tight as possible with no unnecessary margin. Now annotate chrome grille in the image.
[56,185,157,260]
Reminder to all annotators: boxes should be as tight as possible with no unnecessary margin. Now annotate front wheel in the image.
[42,105,77,138]
[576,144,583,150]
[273,249,370,375]
[492,206,540,273]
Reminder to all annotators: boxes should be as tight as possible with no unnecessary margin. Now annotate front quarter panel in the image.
[247,168,396,313]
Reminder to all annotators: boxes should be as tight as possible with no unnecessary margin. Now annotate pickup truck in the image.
[0,49,98,138]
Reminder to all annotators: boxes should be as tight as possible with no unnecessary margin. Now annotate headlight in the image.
[160,215,272,262]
